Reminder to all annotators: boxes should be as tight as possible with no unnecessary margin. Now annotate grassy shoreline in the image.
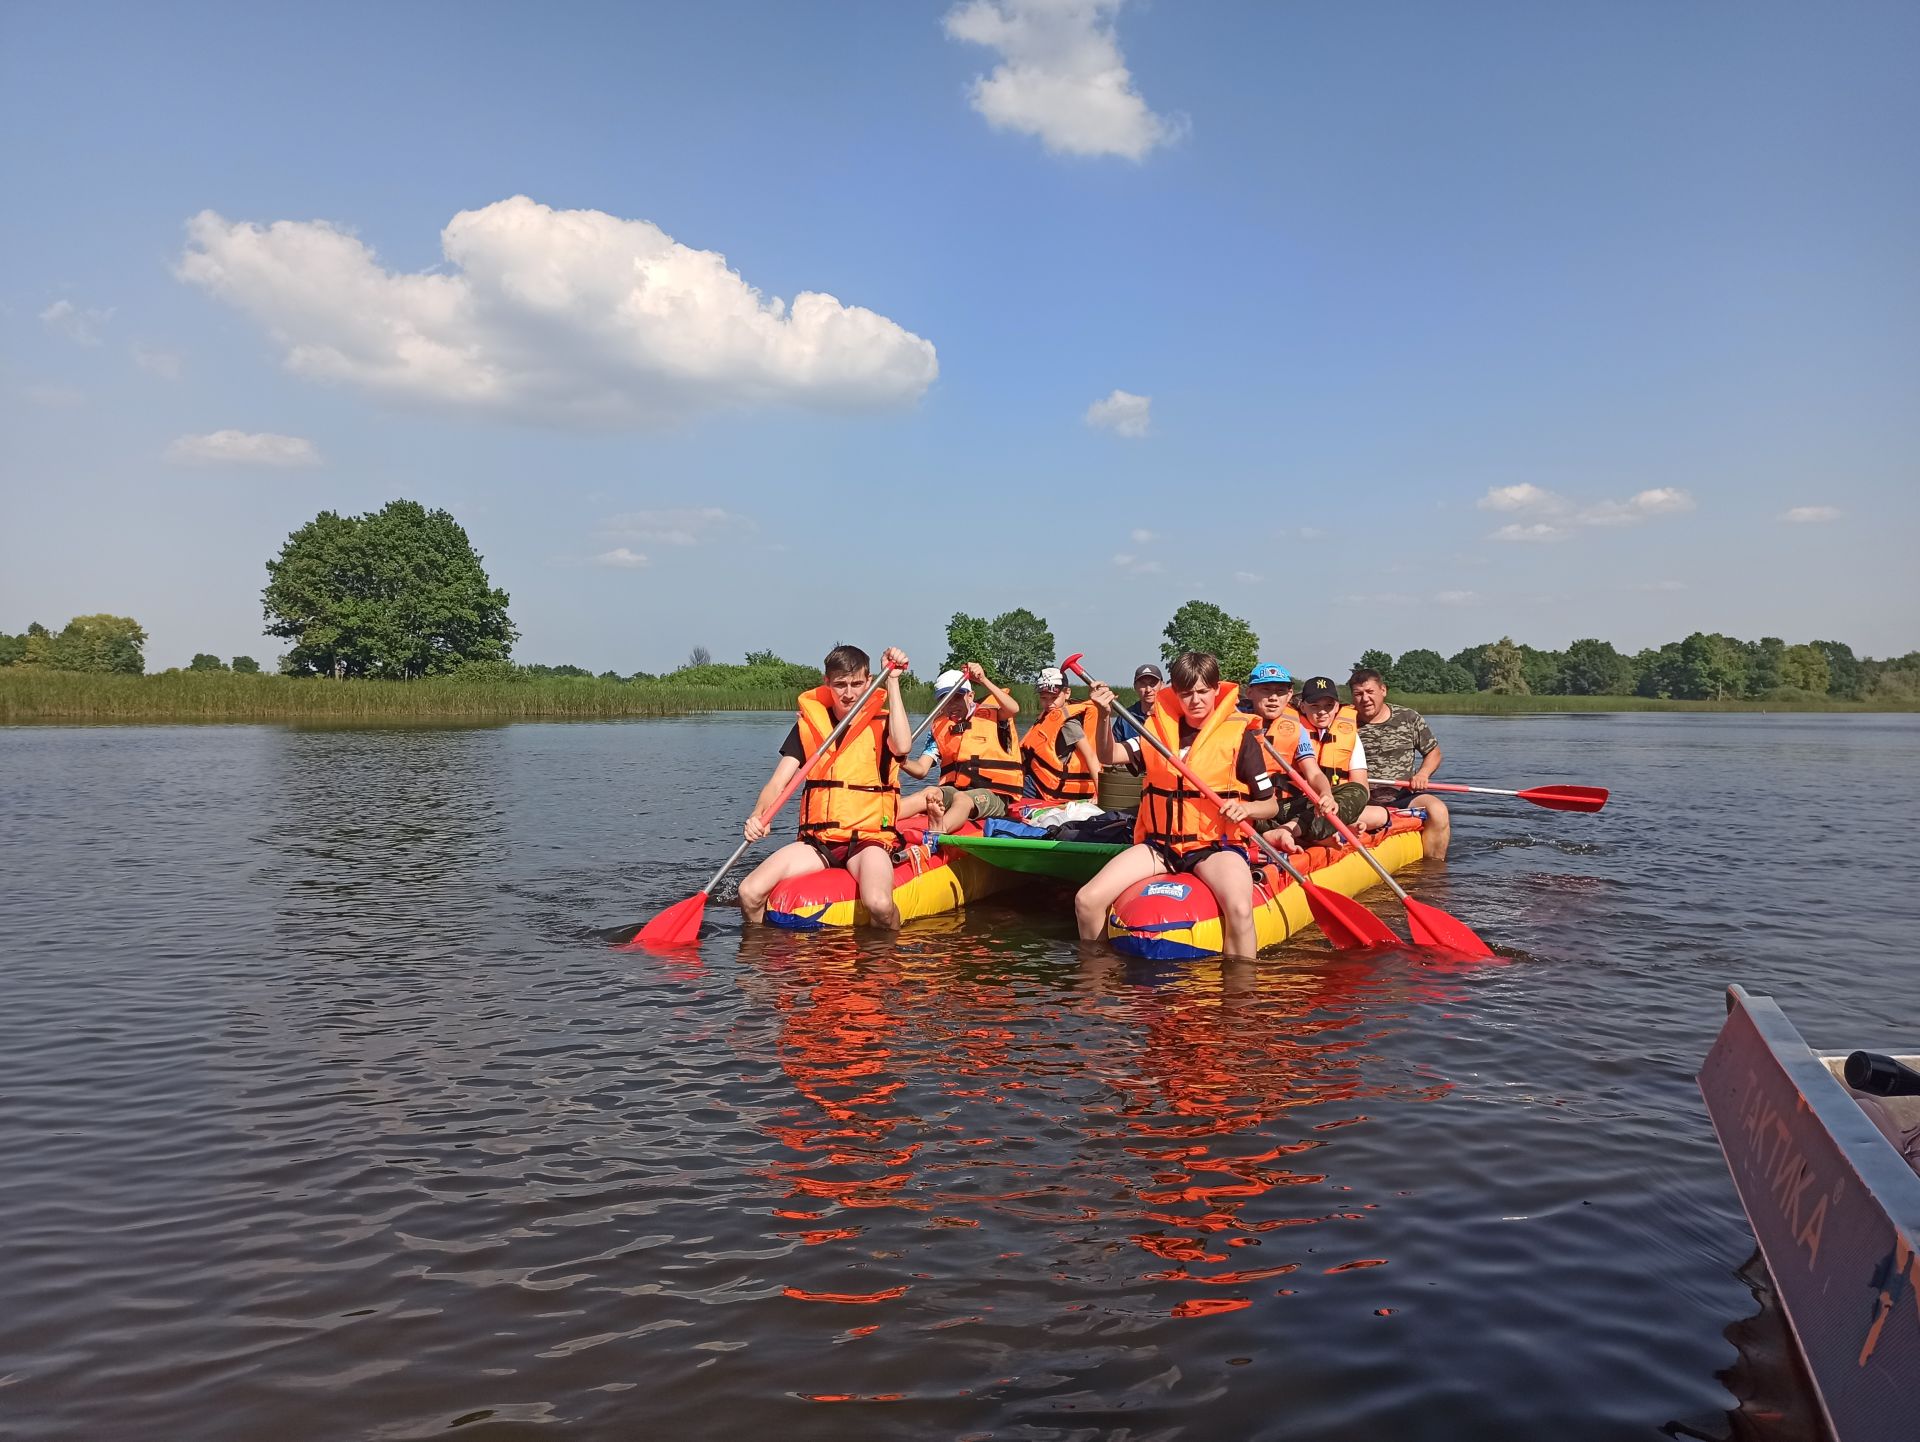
[2,669,1913,725]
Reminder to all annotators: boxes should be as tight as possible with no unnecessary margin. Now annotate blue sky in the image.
[4,0,1915,674]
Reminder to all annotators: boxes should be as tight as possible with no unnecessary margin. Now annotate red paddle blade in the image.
[1402,896,1495,959]
[1299,881,1402,949]
[624,891,708,950]
[1517,785,1609,813]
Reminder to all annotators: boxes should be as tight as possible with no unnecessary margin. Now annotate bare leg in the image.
[895,789,936,823]
[1355,804,1391,831]
[1193,849,1259,959]
[1410,792,1451,860]
[1072,843,1168,941]
[738,841,828,925]
[847,845,903,930]
[931,791,976,836]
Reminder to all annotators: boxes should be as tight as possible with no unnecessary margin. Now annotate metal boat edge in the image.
[1698,984,1920,1442]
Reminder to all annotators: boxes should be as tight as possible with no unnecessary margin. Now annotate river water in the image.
[5,713,1917,1441]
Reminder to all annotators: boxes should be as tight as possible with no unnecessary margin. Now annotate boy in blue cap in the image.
[1244,663,1340,853]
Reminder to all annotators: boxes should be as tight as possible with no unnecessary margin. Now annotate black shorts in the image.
[1146,840,1256,876]
[1369,786,1417,809]
[804,836,894,868]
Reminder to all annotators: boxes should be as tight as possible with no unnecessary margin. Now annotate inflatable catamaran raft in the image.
[764,812,1425,958]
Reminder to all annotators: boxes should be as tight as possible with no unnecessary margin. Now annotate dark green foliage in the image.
[1160,601,1259,682]
[231,655,260,673]
[1560,639,1635,696]
[941,612,995,674]
[263,500,516,679]
[1811,640,1863,699]
[523,663,593,678]
[984,608,1055,684]
[1354,649,1395,682]
[743,649,781,667]
[0,630,26,668]
[1393,648,1476,694]
[189,653,228,672]
[20,615,149,674]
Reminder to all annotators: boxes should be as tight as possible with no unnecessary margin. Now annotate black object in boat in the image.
[1844,1050,1920,1098]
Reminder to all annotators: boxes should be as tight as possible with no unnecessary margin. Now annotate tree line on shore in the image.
[4,497,1914,704]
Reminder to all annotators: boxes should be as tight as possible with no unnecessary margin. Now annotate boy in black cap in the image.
[1262,676,1372,848]
[1110,663,1162,744]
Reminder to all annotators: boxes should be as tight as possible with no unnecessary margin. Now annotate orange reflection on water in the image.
[743,932,1457,1321]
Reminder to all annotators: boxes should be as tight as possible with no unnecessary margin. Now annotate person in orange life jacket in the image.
[1242,662,1340,855]
[1268,675,1374,850]
[1021,666,1101,801]
[1348,668,1451,861]
[1073,651,1280,960]
[737,644,915,929]
[896,661,1023,835]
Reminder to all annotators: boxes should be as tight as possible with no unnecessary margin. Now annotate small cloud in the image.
[1434,589,1478,605]
[23,383,83,408]
[943,0,1186,160]
[1130,527,1155,544]
[165,430,320,466]
[131,344,183,380]
[1086,388,1150,437]
[40,299,113,346]
[1489,522,1572,543]
[1779,505,1841,524]
[598,507,749,546]
[1297,525,1325,540]
[1477,483,1566,514]
[1111,552,1163,574]
[593,547,649,569]
[1232,570,1262,584]
[1580,487,1695,526]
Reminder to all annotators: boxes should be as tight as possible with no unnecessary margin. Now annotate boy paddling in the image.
[1022,666,1100,802]
[1075,651,1279,959]
[896,662,1024,834]
[738,644,914,929]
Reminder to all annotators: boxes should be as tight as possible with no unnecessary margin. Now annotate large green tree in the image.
[1161,601,1260,682]
[940,612,995,674]
[231,655,261,674]
[1354,648,1396,683]
[985,608,1055,684]
[1778,643,1831,694]
[263,500,516,679]
[35,615,148,674]
[1560,638,1635,696]
[1393,648,1475,693]
[189,653,228,672]
[1481,636,1530,695]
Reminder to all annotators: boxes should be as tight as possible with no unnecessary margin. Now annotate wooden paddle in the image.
[1256,733,1493,958]
[625,662,900,950]
[1064,657,1397,951]
[1376,779,1609,813]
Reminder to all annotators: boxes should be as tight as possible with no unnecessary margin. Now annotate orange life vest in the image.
[932,705,1024,799]
[794,686,897,846]
[1303,706,1360,782]
[1022,700,1097,801]
[1134,683,1255,855]
[1257,713,1310,791]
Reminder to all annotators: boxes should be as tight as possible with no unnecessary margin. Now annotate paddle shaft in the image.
[1063,660,1309,888]
[1257,731,1411,904]
[701,664,899,896]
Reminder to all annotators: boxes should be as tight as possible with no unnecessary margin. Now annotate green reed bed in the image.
[0,670,834,724]
[1394,691,1910,714]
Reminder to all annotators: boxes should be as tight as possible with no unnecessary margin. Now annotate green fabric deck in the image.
[934,833,1126,883]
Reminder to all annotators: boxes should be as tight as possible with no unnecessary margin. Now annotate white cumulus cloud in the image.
[176,196,938,428]
[597,507,749,546]
[1130,527,1155,543]
[1780,505,1841,523]
[166,430,320,467]
[1579,487,1695,526]
[1477,483,1567,514]
[944,0,1184,160]
[1489,522,1572,543]
[1434,589,1478,605]
[592,547,649,569]
[1111,552,1163,574]
[40,299,113,346]
[1086,388,1151,437]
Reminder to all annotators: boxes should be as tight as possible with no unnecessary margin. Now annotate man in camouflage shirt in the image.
[1348,668,1452,860]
